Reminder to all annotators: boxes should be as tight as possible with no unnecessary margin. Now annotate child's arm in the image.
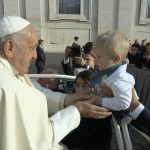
[101,80,134,111]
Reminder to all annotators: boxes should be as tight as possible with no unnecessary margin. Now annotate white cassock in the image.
[31,80,67,115]
[0,57,80,150]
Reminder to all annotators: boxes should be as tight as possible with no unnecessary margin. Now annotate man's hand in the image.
[128,88,140,112]
[100,83,141,113]
[65,93,112,119]
[74,99,112,119]
[64,93,91,107]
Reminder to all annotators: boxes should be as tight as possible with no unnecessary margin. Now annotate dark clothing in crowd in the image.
[127,52,143,69]
[142,57,150,69]
[62,116,112,150]
[35,46,46,74]
[61,58,88,75]
[61,58,73,75]
[139,45,146,56]
[132,43,141,51]
[131,107,150,136]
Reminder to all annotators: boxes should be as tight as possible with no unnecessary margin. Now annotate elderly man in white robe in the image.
[0,16,112,150]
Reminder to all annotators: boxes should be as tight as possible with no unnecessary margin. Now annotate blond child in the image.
[91,31,135,114]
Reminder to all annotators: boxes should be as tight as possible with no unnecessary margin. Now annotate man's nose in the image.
[33,49,37,59]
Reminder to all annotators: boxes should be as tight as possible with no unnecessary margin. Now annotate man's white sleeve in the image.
[130,104,144,119]
[49,105,80,146]
[32,80,67,113]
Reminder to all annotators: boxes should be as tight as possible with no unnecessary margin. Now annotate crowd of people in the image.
[60,32,150,149]
[0,15,149,150]
[127,39,150,71]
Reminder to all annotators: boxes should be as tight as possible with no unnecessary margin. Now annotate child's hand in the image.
[100,82,113,97]
[90,94,103,106]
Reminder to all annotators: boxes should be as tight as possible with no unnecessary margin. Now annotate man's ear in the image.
[3,40,14,58]
[114,54,121,63]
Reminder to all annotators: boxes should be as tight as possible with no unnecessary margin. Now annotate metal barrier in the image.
[28,74,76,93]
[28,74,76,80]
[112,116,133,150]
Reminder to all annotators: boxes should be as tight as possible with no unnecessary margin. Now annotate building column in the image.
[97,0,113,34]
[3,0,19,16]
[0,0,4,16]
[118,0,135,39]
[26,0,42,37]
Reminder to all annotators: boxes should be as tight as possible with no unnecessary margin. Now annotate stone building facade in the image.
[0,0,150,69]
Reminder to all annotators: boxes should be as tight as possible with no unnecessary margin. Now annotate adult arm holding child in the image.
[100,84,150,136]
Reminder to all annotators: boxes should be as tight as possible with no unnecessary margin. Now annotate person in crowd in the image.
[73,53,95,76]
[72,36,80,48]
[62,42,95,75]
[75,42,95,70]
[142,42,150,71]
[0,16,112,150]
[35,39,46,73]
[62,70,112,150]
[101,85,150,136]
[83,53,95,69]
[131,39,141,51]
[83,41,93,54]
[139,39,146,55]
[127,46,143,69]
[61,45,83,75]
[91,31,135,118]
[37,67,60,92]
[129,40,132,47]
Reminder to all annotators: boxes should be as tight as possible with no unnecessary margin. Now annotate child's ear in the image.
[114,54,121,63]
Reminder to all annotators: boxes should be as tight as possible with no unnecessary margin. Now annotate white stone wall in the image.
[0,0,4,16]
[1,0,150,51]
[97,0,138,42]
[41,0,94,52]
[132,0,150,43]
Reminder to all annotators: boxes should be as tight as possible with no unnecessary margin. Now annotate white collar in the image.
[0,57,33,87]
[0,56,18,76]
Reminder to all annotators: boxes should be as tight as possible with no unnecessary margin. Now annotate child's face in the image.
[75,77,94,94]
[93,49,115,70]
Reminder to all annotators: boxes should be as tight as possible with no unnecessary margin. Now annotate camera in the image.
[68,46,81,57]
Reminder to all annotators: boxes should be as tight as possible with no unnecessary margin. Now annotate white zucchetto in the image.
[0,16,30,38]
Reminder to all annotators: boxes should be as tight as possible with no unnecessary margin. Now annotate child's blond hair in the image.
[94,31,130,60]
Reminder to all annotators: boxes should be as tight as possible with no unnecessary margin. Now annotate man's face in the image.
[11,25,38,76]
[83,54,95,69]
